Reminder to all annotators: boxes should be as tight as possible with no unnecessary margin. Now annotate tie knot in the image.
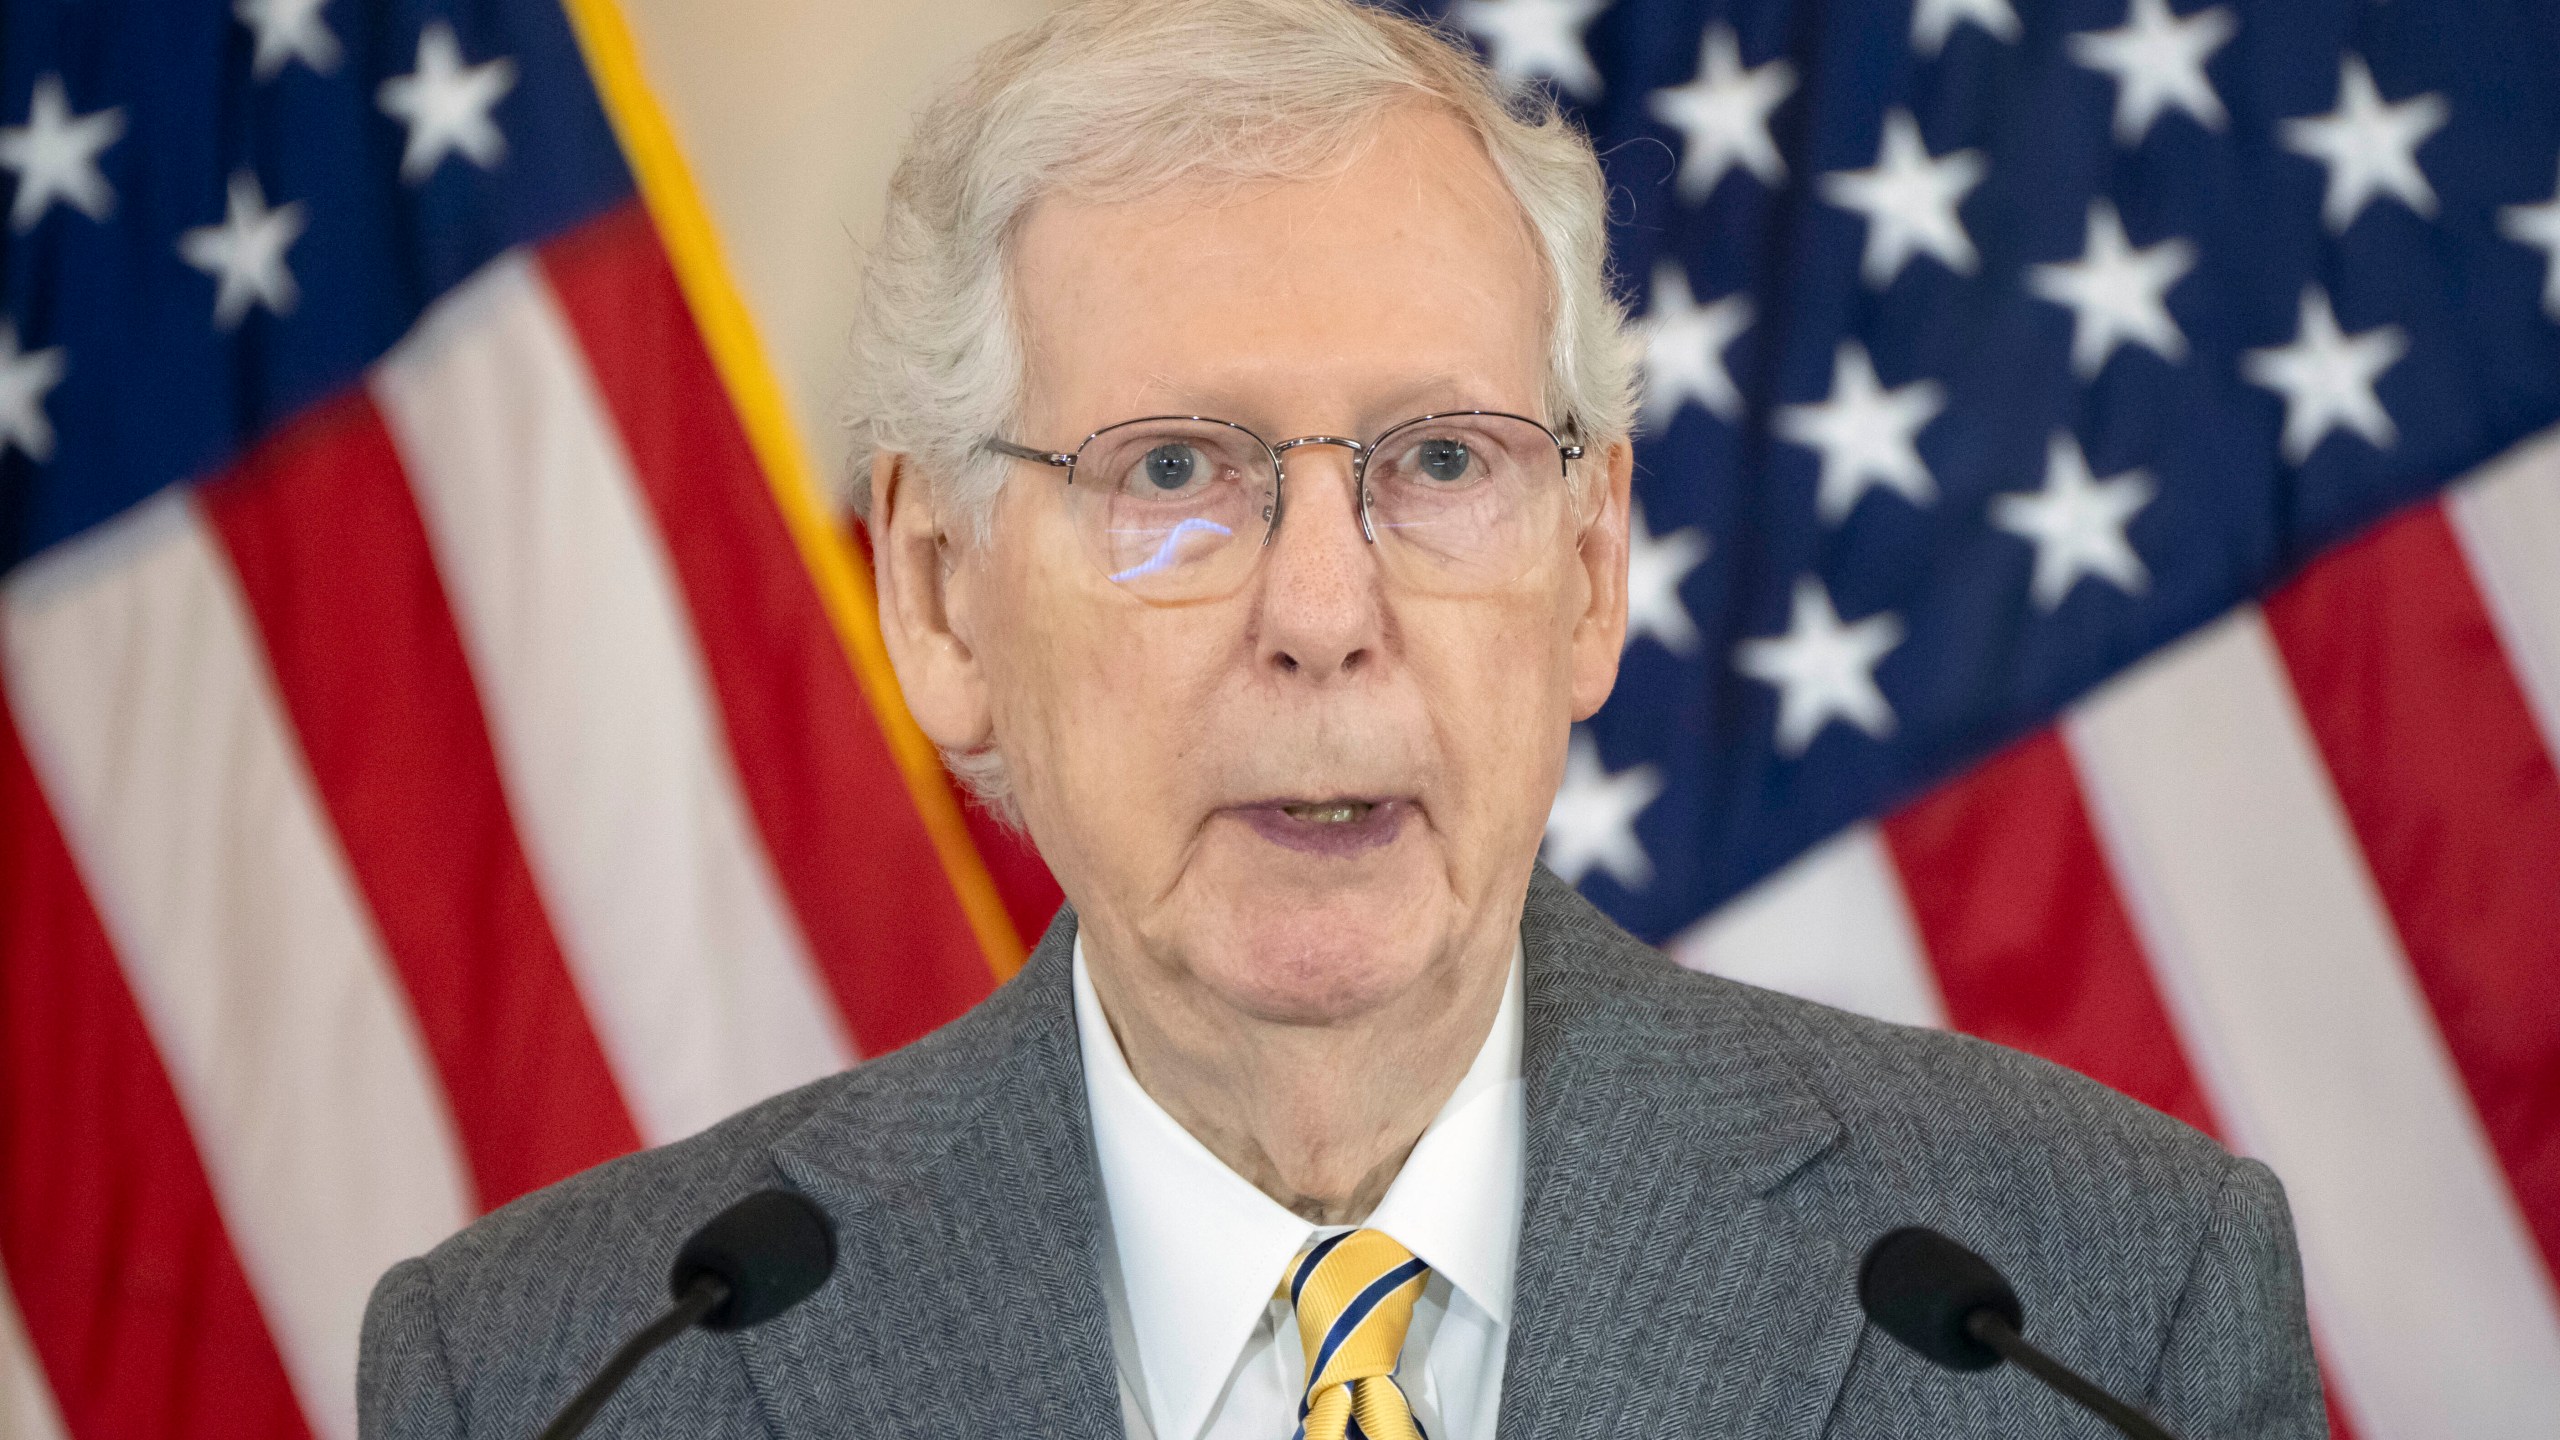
[1284,1228,1431,1393]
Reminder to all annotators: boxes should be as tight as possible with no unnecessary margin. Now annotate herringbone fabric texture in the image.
[1286,1230,1430,1440]
[356,868,2327,1439]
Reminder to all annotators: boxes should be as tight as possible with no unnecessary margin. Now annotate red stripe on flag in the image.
[1883,728,2219,1135]
[0,674,314,1440]
[2263,500,2560,1278]
[201,394,643,1209]
[538,203,997,1054]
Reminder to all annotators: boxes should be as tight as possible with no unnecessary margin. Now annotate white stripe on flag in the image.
[1668,823,1947,1028]
[0,1264,68,1440]
[2065,606,2560,1440]
[0,491,476,1440]
[373,252,854,1143]
[2446,424,2560,767]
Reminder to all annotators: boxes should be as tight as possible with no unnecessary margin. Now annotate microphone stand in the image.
[534,1274,731,1440]
[1963,1308,2174,1440]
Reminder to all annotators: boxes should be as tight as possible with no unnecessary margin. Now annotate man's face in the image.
[931,106,1628,1027]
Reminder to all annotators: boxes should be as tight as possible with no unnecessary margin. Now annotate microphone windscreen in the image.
[669,1189,837,1332]
[1857,1226,2024,1372]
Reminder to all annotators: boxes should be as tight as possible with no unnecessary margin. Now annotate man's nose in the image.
[1256,444,1383,679]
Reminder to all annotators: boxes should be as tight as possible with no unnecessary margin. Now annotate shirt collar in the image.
[1365,942,1526,1328]
[1073,934,1526,1440]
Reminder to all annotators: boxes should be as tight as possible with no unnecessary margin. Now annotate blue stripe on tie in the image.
[1307,1257,1429,1390]
[1291,1231,1353,1306]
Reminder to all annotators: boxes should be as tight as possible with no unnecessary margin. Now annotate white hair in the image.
[843,0,1638,816]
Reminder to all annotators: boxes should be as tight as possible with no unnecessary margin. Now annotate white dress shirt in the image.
[1071,936,1527,1440]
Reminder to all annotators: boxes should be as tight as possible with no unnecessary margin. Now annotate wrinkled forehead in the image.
[1007,105,1552,436]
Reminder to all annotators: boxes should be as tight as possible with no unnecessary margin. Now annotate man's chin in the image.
[1169,848,1451,1026]
[1197,929,1434,1028]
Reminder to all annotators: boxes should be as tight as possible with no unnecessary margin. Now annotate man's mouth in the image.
[1229,797,1411,857]
[1280,800,1375,825]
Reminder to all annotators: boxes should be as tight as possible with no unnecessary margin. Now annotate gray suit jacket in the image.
[360,868,2326,1438]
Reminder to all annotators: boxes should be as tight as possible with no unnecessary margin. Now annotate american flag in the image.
[5,0,2558,1435]
[1424,0,2560,1434]
[0,0,1064,1435]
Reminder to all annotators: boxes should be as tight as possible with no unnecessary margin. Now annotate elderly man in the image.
[359,1,2325,1437]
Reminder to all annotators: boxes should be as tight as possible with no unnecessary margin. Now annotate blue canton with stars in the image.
[1416,0,2560,942]
[0,0,634,571]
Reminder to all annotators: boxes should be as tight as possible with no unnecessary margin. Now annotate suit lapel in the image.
[1497,871,1870,1440]
[737,914,1126,1440]
[708,872,1872,1439]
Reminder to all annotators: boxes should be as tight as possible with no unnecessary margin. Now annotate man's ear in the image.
[869,452,995,751]
[1567,437,1634,721]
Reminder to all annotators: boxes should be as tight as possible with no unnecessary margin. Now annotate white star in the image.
[177,171,308,329]
[1735,576,1904,756]
[1544,730,1662,889]
[1775,341,1946,523]
[1991,432,2156,610]
[0,75,123,232]
[1911,0,2020,57]
[2280,55,2448,234]
[0,322,67,463]
[235,0,341,80]
[2027,200,2196,377]
[1640,262,1753,428]
[1624,501,1710,655]
[378,21,518,183]
[1647,25,1795,203]
[1819,110,1985,288]
[2241,286,2408,464]
[2499,160,2560,319]
[1451,0,1609,102]
[2066,0,2235,146]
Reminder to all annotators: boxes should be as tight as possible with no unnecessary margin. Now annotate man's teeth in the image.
[1282,801,1374,824]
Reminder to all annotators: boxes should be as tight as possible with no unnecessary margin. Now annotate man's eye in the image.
[1136,443,1203,492]
[1413,438,1474,483]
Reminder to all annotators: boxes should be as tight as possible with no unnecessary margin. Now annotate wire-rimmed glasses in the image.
[984,411,1586,602]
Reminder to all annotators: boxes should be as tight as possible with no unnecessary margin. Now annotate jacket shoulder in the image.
[1523,865,2232,1193]
[1518,869,2321,1433]
[399,938,1067,1301]
[1721,968,2226,1182]
[359,1071,848,1437]
[360,945,1076,1437]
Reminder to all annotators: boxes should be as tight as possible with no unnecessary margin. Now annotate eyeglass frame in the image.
[982,409,1587,548]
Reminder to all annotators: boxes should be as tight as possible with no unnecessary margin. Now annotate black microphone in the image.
[1858,1226,2178,1440]
[535,1189,836,1440]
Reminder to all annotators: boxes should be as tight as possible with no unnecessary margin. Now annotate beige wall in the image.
[615,0,1063,501]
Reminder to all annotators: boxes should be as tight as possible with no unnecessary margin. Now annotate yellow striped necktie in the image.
[1283,1229,1432,1440]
